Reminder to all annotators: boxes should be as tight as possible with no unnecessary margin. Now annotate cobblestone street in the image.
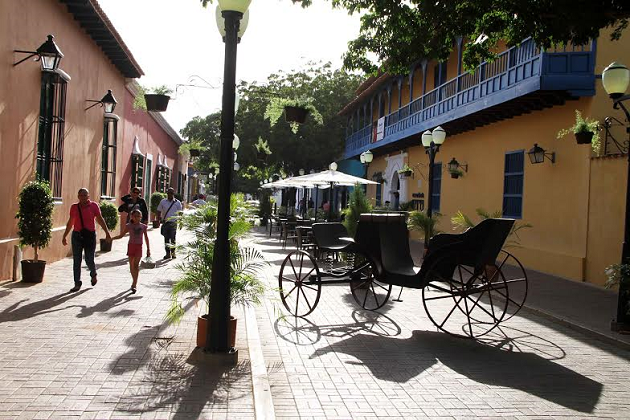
[251,229,630,419]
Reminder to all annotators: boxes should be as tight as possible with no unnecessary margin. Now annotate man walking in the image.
[157,187,182,259]
[62,188,112,292]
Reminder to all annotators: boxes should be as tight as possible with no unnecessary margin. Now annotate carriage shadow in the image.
[309,329,601,413]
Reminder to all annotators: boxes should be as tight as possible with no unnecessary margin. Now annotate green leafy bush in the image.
[99,201,119,231]
[150,192,166,216]
[16,180,54,261]
[342,184,372,237]
[451,208,532,248]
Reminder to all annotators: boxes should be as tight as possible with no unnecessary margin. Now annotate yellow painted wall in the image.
[390,84,400,113]
[411,67,424,98]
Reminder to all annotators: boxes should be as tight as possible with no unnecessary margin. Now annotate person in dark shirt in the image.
[118,187,149,224]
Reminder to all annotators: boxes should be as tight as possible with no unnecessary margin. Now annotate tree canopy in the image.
[289,0,629,74]
[180,62,361,194]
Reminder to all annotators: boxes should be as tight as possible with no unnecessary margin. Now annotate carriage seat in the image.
[311,223,357,253]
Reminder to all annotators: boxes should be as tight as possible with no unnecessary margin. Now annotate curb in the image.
[245,304,276,420]
[518,302,630,352]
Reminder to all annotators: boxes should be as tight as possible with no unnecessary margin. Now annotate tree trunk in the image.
[34,246,39,262]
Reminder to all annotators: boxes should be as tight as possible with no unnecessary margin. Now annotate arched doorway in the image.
[390,171,400,210]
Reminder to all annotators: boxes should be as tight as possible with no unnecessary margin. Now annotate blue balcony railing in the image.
[344,38,596,158]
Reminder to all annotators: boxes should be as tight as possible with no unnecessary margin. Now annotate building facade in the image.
[341,32,630,286]
[0,0,186,281]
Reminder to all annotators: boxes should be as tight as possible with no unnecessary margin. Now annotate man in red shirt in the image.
[62,188,112,292]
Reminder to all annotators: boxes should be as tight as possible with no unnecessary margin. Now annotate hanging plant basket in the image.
[399,170,413,178]
[575,131,594,144]
[144,94,170,112]
[189,149,200,157]
[450,172,460,179]
[257,152,268,162]
[284,106,309,124]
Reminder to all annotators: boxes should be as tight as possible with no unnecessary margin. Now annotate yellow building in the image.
[340,33,630,287]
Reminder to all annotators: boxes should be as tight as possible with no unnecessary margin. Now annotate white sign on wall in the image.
[375,117,385,142]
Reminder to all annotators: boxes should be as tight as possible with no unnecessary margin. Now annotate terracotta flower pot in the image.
[21,259,46,283]
[575,131,594,144]
[197,314,237,348]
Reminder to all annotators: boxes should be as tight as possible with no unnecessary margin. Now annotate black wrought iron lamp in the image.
[422,126,446,249]
[14,34,63,71]
[447,157,468,178]
[527,144,555,164]
[85,89,118,113]
[208,0,252,356]
[602,61,630,331]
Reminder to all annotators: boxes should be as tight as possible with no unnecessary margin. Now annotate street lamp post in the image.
[209,0,251,353]
[421,126,446,250]
[602,62,630,331]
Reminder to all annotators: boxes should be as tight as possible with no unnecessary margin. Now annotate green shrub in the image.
[16,180,54,261]
[342,185,372,237]
[150,192,166,215]
[99,201,119,231]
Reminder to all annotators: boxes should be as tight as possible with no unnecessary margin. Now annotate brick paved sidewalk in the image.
[253,228,630,419]
[0,226,254,420]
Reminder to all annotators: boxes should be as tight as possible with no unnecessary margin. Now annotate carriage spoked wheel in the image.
[350,258,392,311]
[489,250,528,321]
[279,250,322,317]
[422,252,509,338]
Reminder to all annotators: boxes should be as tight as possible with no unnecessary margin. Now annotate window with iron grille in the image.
[36,70,68,200]
[156,166,171,192]
[503,151,524,219]
[100,118,118,198]
[177,171,185,196]
[131,154,144,190]
[431,162,442,212]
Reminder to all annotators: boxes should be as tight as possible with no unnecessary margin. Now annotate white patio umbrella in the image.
[289,166,377,220]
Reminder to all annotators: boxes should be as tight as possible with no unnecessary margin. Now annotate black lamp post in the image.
[14,34,64,71]
[602,61,630,331]
[421,126,446,249]
[208,0,251,353]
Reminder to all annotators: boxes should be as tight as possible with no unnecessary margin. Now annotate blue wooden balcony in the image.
[344,38,596,159]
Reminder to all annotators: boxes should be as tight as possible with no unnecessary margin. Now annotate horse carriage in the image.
[278,213,528,338]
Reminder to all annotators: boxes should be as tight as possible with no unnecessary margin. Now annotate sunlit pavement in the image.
[0,226,254,420]
[251,227,630,419]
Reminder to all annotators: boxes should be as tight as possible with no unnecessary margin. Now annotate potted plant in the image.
[166,194,268,348]
[605,262,630,325]
[136,85,173,112]
[557,110,601,150]
[408,210,441,250]
[264,97,324,133]
[150,191,166,228]
[449,168,465,179]
[99,201,118,252]
[258,192,272,227]
[398,164,413,178]
[342,183,372,236]
[451,208,532,248]
[179,139,205,158]
[254,137,272,162]
[15,180,54,283]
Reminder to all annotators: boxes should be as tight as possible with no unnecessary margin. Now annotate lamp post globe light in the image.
[209,0,252,354]
[423,126,446,250]
[602,62,630,331]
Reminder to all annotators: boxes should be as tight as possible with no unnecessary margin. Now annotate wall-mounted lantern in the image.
[14,34,64,71]
[85,89,117,113]
[447,157,468,178]
[527,143,555,164]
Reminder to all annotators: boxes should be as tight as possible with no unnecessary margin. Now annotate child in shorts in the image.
[114,209,150,293]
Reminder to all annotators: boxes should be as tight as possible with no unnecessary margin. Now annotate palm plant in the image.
[451,208,532,248]
[166,194,268,324]
[342,184,372,237]
[408,210,441,242]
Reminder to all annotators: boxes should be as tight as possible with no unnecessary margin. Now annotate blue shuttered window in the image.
[503,151,524,218]
[431,162,442,212]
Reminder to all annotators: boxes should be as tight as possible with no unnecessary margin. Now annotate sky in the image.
[97,0,362,135]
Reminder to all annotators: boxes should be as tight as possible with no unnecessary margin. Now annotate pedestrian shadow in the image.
[96,257,129,269]
[0,290,89,323]
[310,329,602,413]
[275,310,402,346]
[74,290,141,318]
[0,280,39,289]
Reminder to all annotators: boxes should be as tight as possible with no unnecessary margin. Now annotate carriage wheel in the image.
[422,252,509,338]
[350,259,392,311]
[279,250,322,317]
[491,250,528,321]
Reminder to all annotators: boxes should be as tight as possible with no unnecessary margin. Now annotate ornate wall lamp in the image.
[447,157,468,178]
[527,144,555,164]
[14,34,63,71]
[85,89,117,113]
